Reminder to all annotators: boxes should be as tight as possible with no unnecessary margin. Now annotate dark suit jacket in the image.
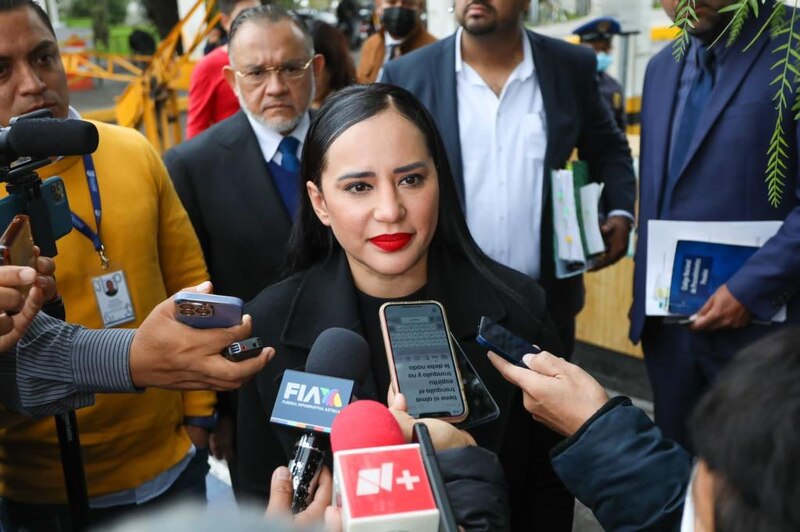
[164,111,293,303]
[630,12,800,343]
[381,30,636,328]
[237,246,574,531]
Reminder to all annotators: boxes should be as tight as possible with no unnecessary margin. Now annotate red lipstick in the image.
[369,233,412,252]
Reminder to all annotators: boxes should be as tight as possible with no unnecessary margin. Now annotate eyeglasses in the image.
[234,57,314,87]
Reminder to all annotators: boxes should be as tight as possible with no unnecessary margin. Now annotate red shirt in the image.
[186,47,240,139]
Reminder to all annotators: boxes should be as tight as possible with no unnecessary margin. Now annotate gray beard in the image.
[235,75,315,135]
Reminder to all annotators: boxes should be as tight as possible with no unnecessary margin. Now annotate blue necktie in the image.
[277,136,300,173]
[662,46,715,214]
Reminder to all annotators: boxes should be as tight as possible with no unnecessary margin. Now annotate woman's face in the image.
[307,108,439,296]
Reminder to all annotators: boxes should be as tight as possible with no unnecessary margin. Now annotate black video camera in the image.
[0,110,99,257]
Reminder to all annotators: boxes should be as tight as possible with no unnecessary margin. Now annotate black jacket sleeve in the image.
[550,397,691,532]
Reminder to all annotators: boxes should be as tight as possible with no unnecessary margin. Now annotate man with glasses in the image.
[166,4,323,304]
[164,4,324,495]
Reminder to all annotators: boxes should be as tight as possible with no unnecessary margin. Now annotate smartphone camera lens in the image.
[177,301,215,317]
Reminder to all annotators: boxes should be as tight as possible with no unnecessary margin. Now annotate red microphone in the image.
[331,401,440,532]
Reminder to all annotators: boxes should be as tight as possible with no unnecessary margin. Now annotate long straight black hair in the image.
[284,83,522,303]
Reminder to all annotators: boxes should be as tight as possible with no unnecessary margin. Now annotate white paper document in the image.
[645,220,786,321]
[552,169,585,264]
[580,183,606,255]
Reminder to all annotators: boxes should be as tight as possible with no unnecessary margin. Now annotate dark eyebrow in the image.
[393,161,426,173]
[0,41,56,63]
[337,170,376,181]
[29,40,58,57]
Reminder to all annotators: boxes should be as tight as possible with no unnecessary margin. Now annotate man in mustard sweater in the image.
[0,1,215,528]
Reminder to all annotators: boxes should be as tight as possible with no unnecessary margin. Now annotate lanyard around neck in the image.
[71,155,109,268]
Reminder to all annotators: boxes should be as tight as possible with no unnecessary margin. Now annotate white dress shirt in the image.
[456,26,547,279]
[244,112,310,166]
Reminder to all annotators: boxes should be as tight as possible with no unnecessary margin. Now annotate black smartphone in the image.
[450,332,500,430]
[380,301,468,423]
[222,337,263,362]
[414,423,459,532]
[476,316,540,368]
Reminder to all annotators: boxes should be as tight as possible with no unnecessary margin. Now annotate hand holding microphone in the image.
[331,400,459,532]
[270,327,371,513]
[266,464,333,527]
[389,393,476,450]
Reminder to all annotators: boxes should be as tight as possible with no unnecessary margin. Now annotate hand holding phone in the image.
[0,215,36,298]
[174,291,243,329]
[222,337,263,362]
[476,316,540,368]
[380,301,469,423]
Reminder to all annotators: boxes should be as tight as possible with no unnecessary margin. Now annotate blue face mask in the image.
[596,51,613,72]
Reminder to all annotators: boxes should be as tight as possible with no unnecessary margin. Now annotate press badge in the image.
[92,270,135,327]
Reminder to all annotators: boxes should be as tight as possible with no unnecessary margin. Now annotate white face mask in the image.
[680,463,698,532]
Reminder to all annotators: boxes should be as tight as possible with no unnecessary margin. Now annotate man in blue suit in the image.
[631,0,800,447]
[382,0,636,358]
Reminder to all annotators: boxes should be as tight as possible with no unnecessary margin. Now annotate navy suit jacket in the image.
[630,13,800,343]
[381,30,636,327]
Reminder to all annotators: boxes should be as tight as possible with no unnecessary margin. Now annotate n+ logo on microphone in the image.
[396,470,420,491]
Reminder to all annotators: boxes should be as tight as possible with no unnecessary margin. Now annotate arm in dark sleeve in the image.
[236,370,292,505]
[1,313,136,417]
[438,446,510,532]
[551,397,691,532]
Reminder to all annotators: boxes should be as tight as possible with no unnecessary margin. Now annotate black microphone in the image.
[0,118,99,160]
[288,327,371,513]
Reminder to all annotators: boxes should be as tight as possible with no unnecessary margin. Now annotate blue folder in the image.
[668,240,758,315]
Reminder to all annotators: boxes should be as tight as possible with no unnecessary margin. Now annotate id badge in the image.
[91,268,135,328]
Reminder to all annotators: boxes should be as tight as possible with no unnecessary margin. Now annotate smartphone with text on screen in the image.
[380,301,468,423]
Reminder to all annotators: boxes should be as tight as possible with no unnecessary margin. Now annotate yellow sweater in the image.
[0,121,212,502]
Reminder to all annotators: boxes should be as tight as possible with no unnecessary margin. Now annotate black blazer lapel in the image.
[528,30,562,206]
[218,112,292,237]
[281,252,362,351]
[433,36,465,204]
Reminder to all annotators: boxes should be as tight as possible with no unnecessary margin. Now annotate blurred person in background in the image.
[357,0,435,83]
[309,20,356,109]
[572,16,626,132]
[203,23,227,55]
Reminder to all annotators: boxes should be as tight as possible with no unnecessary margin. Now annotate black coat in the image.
[237,246,574,531]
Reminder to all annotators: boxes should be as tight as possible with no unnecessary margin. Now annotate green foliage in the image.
[767,2,800,207]
[714,1,755,47]
[669,0,798,207]
[672,0,698,61]
[65,0,128,25]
